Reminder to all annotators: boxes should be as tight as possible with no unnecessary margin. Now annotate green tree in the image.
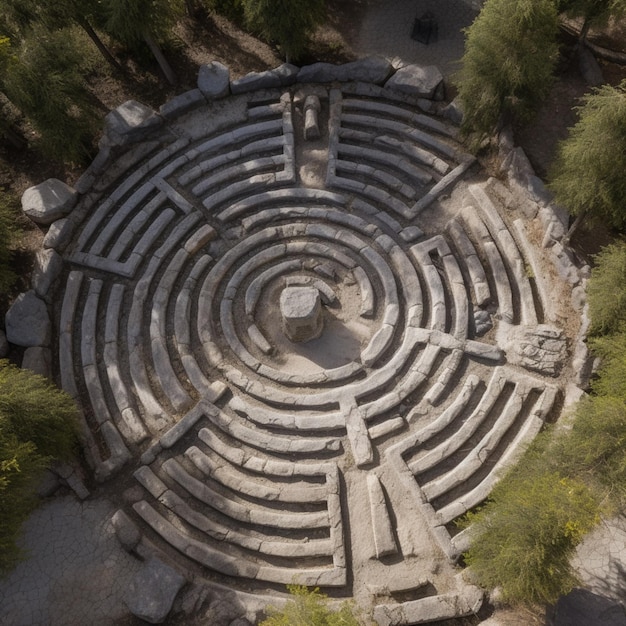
[260,585,362,626]
[102,0,184,85]
[0,0,122,71]
[585,242,626,336]
[558,0,626,41]
[455,0,559,137]
[549,81,626,237]
[0,361,79,574]
[1,27,101,162]
[240,0,326,63]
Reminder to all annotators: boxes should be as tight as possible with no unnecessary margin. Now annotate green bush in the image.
[0,361,80,461]
[2,26,100,163]
[586,242,626,336]
[462,440,600,605]
[556,396,626,501]
[260,585,362,626]
[0,434,48,574]
[549,81,626,231]
[0,361,80,574]
[0,191,19,293]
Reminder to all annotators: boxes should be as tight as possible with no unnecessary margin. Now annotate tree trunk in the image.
[579,17,592,44]
[184,0,196,17]
[563,209,588,247]
[143,33,177,86]
[78,19,125,73]
[2,123,27,150]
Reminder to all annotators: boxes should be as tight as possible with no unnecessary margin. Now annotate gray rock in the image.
[503,324,567,376]
[125,557,185,624]
[5,291,51,347]
[21,346,52,378]
[385,64,445,100]
[198,62,230,99]
[43,218,74,251]
[442,97,464,125]
[231,63,298,94]
[578,45,604,86]
[527,174,553,206]
[37,469,61,497]
[474,309,493,336]
[112,509,141,552]
[21,179,77,226]
[280,286,323,342]
[0,329,8,358]
[32,248,63,300]
[103,100,162,146]
[297,56,393,85]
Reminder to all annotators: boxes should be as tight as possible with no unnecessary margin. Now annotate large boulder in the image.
[385,64,445,100]
[5,291,51,347]
[103,100,162,146]
[198,61,230,99]
[21,179,77,226]
[21,346,52,379]
[125,557,186,624]
[297,56,393,85]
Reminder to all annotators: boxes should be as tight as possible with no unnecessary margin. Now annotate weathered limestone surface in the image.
[125,558,185,624]
[197,61,230,99]
[385,64,445,100]
[5,291,51,347]
[21,179,77,225]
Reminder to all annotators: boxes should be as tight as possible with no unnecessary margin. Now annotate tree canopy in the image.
[455,0,559,137]
[241,0,325,62]
[549,80,626,231]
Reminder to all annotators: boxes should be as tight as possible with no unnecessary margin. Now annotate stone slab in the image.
[125,557,185,624]
[385,64,445,100]
[297,56,393,85]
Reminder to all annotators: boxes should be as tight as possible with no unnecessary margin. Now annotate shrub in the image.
[586,242,626,336]
[0,361,79,461]
[462,442,600,605]
[0,361,80,574]
[549,81,626,231]
[0,191,19,293]
[260,585,362,626]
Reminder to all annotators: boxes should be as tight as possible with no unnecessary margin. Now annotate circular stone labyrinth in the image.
[42,66,580,624]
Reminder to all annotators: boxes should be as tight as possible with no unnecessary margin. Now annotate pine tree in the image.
[455,0,559,137]
[102,0,184,85]
[549,80,626,237]
[240,0,325,63]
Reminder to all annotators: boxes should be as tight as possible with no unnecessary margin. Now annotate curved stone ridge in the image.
[26,61,586,624]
